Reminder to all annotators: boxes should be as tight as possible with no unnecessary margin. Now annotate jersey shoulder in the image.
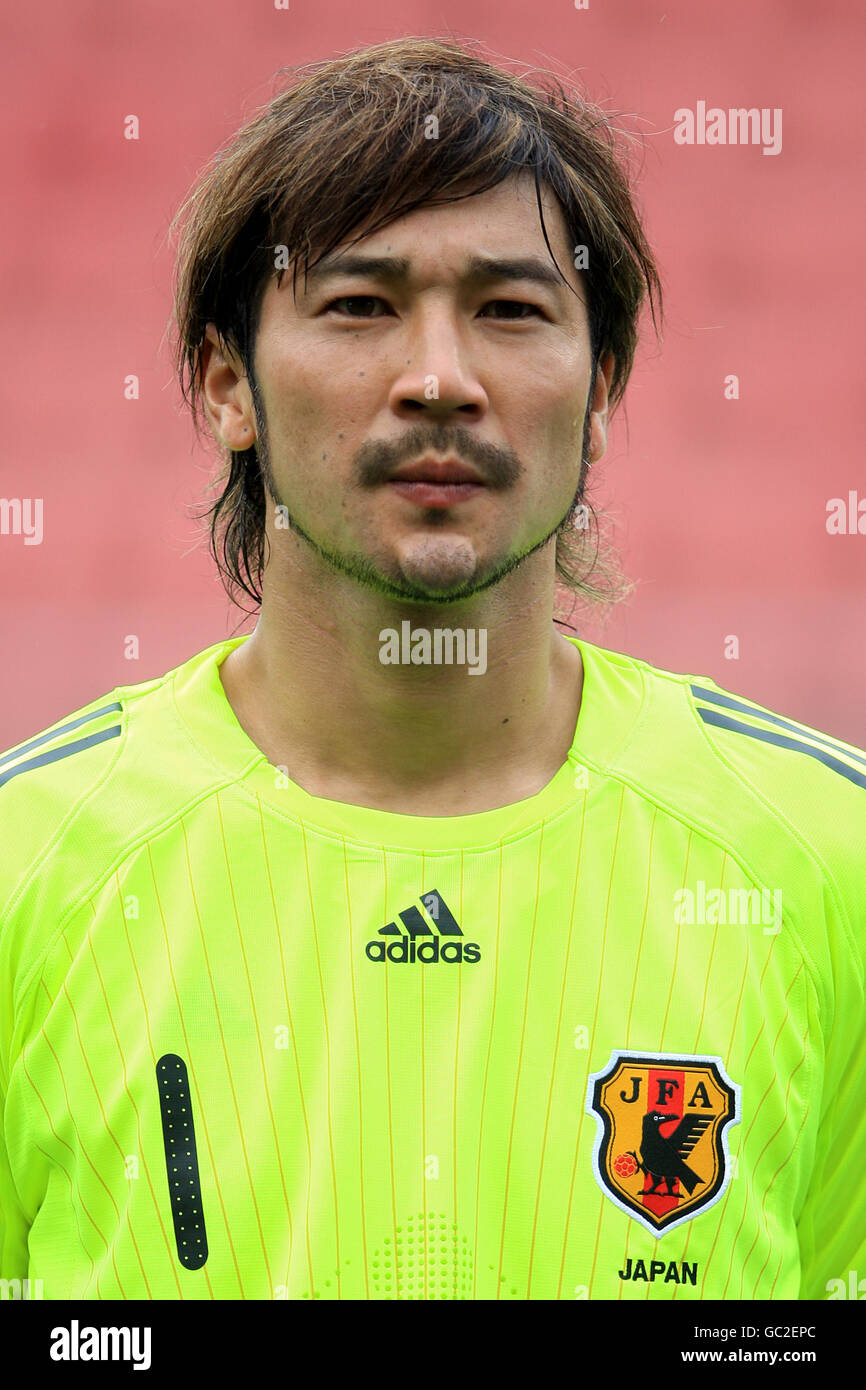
[641,652,865,858]
[0,641,236,995]
[593,641,866,988]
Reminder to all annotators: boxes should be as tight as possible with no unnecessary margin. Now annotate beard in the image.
[249,382,594,605]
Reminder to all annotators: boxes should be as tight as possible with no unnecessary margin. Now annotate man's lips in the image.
[388,457,485,485]
[388,479,485,507]
[386,457,487,507]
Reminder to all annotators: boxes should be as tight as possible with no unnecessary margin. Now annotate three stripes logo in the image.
[0,701,122,788]
[691,684,866,790]
[366,889,480,964]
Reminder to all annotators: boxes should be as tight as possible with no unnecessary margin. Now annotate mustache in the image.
[354,424,522,490]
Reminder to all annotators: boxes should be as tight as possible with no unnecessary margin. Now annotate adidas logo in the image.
[365,890,481,964]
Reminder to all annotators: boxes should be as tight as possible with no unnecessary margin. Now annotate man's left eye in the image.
[480,300,544,320]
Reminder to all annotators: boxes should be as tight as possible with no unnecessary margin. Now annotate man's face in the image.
[207,172,612,603]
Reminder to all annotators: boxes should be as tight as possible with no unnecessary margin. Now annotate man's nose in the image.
[386,308,489,420]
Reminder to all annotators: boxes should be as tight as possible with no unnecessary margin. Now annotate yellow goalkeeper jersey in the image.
[0,634,863,1300]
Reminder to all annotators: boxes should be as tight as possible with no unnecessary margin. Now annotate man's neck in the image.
[218,558,584,816]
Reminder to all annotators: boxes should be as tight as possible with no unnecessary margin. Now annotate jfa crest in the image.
[586,1051,741,1237]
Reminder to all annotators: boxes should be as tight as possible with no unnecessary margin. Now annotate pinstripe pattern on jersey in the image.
[747,1028,810,1299]
[581,784,626,1299]
[721,969,805,1300]
[175,819,250,1298]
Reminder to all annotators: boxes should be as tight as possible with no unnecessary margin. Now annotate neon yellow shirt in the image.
[0,635,863,1300]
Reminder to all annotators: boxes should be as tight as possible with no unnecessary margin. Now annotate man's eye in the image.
[326,296,388,317]
[480,300,544,320]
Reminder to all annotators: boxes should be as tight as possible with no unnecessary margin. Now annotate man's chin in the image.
[393,535,480,596]
[371,530,558,604]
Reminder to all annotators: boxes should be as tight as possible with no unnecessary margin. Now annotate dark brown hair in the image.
[169,35,662,620]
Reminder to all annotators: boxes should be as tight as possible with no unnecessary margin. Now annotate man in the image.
[1,37,863,1302]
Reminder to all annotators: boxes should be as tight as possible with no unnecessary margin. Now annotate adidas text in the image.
[367,888,481,963]
[366,936,481,964]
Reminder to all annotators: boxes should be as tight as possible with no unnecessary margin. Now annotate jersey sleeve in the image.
[0,692,127,1287]
[0,1069,29,1281]
[794,767,866,1301]
[679,672,866,1300]
[796,962,866,1299]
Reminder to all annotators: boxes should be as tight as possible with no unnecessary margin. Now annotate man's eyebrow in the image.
[302,252,570,292]
[463,255,569,291]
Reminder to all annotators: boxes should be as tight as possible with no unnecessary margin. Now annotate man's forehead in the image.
[369,169,562,228]
[279,175,578,298]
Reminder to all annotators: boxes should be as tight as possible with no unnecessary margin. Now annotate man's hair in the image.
[169,35,662,620]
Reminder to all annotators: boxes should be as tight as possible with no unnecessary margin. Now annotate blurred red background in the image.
[1,0,864,748]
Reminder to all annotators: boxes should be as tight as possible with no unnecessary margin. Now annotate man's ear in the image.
[588,350,615,463]
[199,323,256,452]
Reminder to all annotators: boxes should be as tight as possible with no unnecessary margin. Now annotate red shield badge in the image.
[586,1051,740,1236]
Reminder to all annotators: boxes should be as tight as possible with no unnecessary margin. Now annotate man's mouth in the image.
[386,457,487,507]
